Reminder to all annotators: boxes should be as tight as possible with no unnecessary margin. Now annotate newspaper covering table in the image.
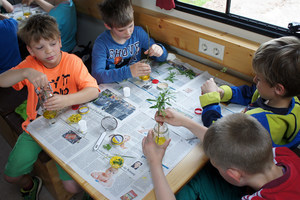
[27,58,245,200]
[3,3,46,22]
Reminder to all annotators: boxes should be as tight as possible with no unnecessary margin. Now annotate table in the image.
[27,54,250,200]
[3,3,45,23]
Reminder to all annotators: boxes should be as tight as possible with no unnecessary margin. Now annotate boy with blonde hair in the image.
[92,0,168,83]
[200,36,300,148]
[143,109,300,199]
[0,14,99,199]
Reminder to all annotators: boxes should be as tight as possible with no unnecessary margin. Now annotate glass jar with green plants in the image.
[147,89,175,145]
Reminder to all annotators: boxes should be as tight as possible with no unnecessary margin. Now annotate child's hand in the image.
[43,94,68,111]
[144,44,163,58]
[201,78,224,98]
[155,108,187,127]
[130,62,151,77]
[22,0,34,6]
[25,68,49,89]
[142,130,171,165]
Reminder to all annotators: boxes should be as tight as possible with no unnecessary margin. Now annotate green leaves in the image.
[112,158,123,165]
[165,71,177,83]
[103,144,112,150]
[147,89,175,117]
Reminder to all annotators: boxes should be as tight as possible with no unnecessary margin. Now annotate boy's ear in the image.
[59,38,62,48]
[274,83,285,96]
[226,168,242,183]
[26,45,35,57]
[104,23,112,30]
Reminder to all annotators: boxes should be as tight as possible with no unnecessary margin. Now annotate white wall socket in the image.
[198,38,225,61]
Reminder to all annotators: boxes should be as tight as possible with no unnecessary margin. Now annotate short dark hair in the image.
[98,0,134,28]
[203,113,273,174]
[18,14,60,46]
[252,36,300,97]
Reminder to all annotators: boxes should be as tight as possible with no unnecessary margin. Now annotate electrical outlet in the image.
[198,38,225,60]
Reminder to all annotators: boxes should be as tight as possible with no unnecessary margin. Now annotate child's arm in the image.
[92,38,134,83]
[44,87,99,111]
[201,78,224,97]
[1,0,14,13]
[155,108,207,141]
[200,78,257,127]
[22,0,54,12]
[0,68,48,88]
[142,131,175,200]
[0,13,9,20]
[138,26,168,62]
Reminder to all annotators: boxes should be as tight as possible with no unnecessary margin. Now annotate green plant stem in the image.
[146,25,150,62]
[157,123,160,144]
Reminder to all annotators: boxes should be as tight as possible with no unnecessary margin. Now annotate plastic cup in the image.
[123,87,130,97]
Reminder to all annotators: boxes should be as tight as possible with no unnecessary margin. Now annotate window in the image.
[175,0,300,38]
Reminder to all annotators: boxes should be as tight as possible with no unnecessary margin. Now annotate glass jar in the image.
[153,122,169,145]
[37,84,57,120]
[139,59,151,81]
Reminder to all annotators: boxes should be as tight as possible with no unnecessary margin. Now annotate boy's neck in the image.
[266,96,292,108]
[110,32,127,45]
[247,164,284,190]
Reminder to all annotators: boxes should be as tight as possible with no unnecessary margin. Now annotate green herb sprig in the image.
[146,25,150,62]
[147,89,175,117]
[147,89,175,144]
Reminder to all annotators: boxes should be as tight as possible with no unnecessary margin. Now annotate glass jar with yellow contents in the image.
[37,83,57,121]
[153,122,169,145]
[139,59,151,81]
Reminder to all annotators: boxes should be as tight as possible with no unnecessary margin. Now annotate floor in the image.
[0,133,85,200]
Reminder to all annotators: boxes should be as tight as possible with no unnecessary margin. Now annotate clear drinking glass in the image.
[22,4,32,18]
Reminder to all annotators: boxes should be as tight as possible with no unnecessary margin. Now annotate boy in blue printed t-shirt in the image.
[91,0,168,84]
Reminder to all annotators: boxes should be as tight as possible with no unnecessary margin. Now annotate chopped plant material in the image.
[165,71,177,83]
[220,67,228,73]
[103,144,112,150]
[110,156,124,168]
[113,158,123,166]
[175,68,195,79]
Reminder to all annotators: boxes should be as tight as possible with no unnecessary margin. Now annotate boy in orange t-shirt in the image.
[0,14,99,199]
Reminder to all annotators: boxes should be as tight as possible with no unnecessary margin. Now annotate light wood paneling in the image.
[73,0,260,79]
[133,7,259,78]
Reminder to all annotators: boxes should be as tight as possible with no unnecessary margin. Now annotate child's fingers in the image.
[162,138,171,150]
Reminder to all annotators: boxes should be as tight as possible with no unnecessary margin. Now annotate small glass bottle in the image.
[153,122,169,145]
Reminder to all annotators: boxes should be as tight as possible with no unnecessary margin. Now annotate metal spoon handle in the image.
[93,131,107,151]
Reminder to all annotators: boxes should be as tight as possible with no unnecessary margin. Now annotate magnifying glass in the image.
[93,116,118,151]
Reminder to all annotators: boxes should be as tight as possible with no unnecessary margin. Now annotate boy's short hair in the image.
[252,36,300,97]
[98,0,134,28]
[203,113,273,174]
[18,14,60,46]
